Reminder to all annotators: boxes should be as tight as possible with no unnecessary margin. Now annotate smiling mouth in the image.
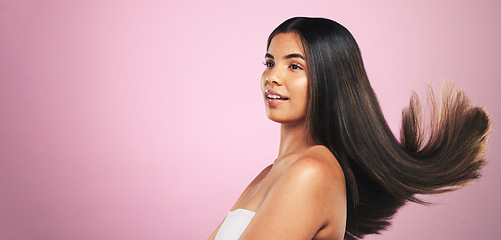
[265,89,289,101]
[267,94,289,100]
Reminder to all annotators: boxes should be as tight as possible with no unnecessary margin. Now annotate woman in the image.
[209,17,490,240]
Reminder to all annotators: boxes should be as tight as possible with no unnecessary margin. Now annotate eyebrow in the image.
[265,53,305,60]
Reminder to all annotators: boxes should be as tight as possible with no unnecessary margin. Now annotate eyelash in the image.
[289,64,303,70]
[262,61,303,70]
[263,61,274,68]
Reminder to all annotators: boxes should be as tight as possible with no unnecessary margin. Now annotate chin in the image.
[266,112,306,124]
[267,115,286,123]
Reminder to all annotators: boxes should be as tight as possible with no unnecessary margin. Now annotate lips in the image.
[265,89,289,100]
[265,89,289,106]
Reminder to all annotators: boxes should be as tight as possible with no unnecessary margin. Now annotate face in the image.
[261,33,308,124]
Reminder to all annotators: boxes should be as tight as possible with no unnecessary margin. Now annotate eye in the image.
[263,61,275,68]
[289,64,303,70]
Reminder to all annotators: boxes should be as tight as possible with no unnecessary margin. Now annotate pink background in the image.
[1,1,500,239]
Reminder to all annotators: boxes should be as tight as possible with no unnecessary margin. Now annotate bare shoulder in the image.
[277,153,346,212]
[287,145,345,186]
[240,146,346,239]
[270,144,345,200]
[303,144,339,164]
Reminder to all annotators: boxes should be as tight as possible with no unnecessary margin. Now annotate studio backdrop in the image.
[1,0,500,239]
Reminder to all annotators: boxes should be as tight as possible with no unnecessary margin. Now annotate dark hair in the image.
[267,17,491,239]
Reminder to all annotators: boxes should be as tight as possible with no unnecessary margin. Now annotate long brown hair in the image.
[267,17,491,239]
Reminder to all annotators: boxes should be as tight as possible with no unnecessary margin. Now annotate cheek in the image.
[291,76,309,104]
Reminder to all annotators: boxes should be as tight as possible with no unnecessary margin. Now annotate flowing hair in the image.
[267,17,491,239]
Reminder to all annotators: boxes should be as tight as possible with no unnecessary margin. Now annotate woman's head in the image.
[265,17,374,144]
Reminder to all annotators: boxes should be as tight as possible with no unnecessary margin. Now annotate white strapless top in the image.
[215,209,256,240]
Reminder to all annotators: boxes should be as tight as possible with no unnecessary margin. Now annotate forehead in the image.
[267,33,304,55]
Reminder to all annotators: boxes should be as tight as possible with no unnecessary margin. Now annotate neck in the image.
[277,120,312,159]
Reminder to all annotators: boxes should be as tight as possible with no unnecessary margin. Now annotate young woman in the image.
[209,17,491,240]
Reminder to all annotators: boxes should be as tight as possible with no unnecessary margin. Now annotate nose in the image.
[264,68,283,86]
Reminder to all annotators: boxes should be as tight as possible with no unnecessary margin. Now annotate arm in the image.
[240,156,347,240]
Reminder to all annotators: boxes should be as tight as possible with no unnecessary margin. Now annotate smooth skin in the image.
[209,33,347,240]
